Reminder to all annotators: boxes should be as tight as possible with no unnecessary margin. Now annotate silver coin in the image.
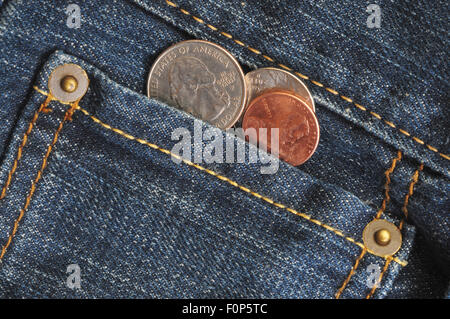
[147,40,246,129]
[245,67,315,112]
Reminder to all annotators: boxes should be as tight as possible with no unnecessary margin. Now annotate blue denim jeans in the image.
[0,0,448,298]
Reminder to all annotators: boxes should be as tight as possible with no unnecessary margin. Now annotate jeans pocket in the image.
[0,50,415,298]
[136,0,450,178]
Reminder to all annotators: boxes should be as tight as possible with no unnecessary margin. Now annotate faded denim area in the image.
[0,0,448,298]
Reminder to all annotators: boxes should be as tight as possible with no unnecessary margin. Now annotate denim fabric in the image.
[0,0,448,298]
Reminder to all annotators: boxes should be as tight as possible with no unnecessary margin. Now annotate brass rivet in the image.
[60,75,78,93]
[363,219,402,257]
[374,229,391,246]
[48,64,89,103]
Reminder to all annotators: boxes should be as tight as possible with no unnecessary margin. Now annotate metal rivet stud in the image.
[363,219,402,257]
[60,75,78,93]
[374,229,391,246]
[48,64,89,103]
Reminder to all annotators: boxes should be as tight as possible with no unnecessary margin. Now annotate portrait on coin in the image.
[279,113,310,160]
[244,95,311,163]
[168,56,230,121]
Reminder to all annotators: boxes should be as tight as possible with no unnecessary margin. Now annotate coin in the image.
[242,90,320,166]
[245,67,315,112]
[147,40,246,129]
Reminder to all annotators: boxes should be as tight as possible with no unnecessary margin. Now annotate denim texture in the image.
[0,0,448,298]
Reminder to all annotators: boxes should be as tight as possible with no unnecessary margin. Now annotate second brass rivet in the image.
[363,219,402,257]
[60,75,78,93]
[374,229,391,246]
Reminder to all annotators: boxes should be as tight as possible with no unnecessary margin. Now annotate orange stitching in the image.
[76,106,410,265]
[399,163,423,230]
[0,96,52,201]
[365,164,423,298]
[375,151,402,219]
[77,105,372,249]
[163,0,449,162]
[32,86,409,267]
[335,248,367,299]
[33,87,407,267]
[0,102,77,261]
[33,87,71,105]
[335,151,402,298]
[365,256,393,299]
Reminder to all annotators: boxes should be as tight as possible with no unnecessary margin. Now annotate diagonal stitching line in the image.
[365,163,423,299]
[335,151,402,298]
[375,151,402,219]
[0,97,52,201]
[365,256,393,299]
[32,87,408,267]
[335,248,367,299]
[163,0,450,162]
[398,163,424,230]
[0,99,78,261]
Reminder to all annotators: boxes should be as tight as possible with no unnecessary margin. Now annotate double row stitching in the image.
[0,96,52,200]
[375,151,403,219]
[335,151,402,298]
[164,0,450,162]
[32,87,407,267]
[365,163,423,299]
[0,100,77,261]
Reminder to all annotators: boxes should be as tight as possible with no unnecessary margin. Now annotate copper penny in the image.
[242,90,320,166]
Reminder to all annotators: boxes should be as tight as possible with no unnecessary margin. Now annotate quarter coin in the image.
[147,40,246,129]
[245,67,315,112]
[242,90,320,166]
